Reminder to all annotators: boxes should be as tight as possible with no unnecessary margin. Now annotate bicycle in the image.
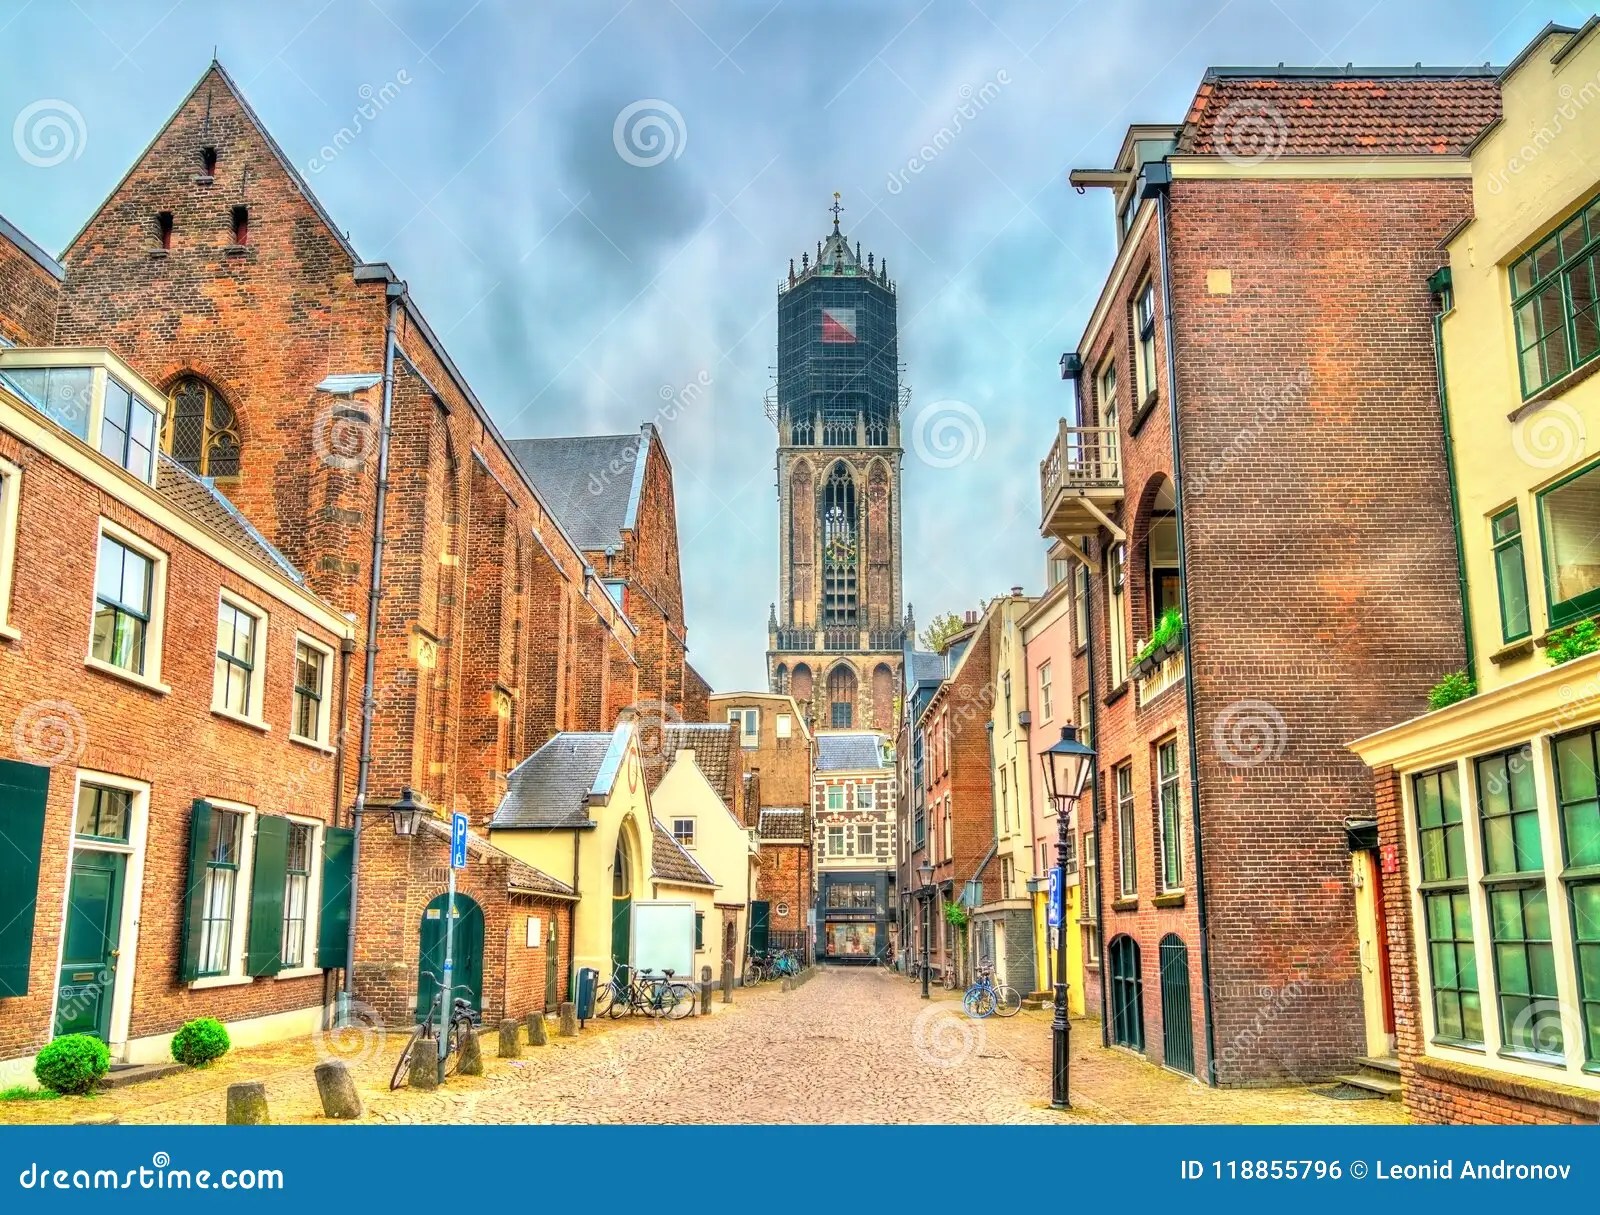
[963,967,1022,1019]
[742,952,772,986]
[391,972,480,1089]
[607,966,695,1019]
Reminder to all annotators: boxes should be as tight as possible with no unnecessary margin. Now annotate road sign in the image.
[450,812,469,870]
[1047,866,1063,929]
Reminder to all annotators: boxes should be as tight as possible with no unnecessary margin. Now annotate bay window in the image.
[1537,461,1600,625]
[1511,191,1600,397]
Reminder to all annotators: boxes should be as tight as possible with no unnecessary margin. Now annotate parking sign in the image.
[1047,866,1063,928]
[450,811,469,870]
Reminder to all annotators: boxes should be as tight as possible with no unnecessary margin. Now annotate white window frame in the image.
[826,785,844,812]
[276,814,324,978]
[1038,660,1053,723]
[776,713,793,739]
[0,455,20,640]
[856,823,875,856]
[289,633,335,750]
[672,816,697,849]
[826,825,846,857]
[189,798,257,990]
[727,707,759,747]
[86,518,170,694]
[856,783,874,810]
[213,590,269,729]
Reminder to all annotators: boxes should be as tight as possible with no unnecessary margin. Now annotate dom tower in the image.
[766,197,908,731]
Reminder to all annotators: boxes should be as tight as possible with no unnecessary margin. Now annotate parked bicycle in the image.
[607,965,695,1019]
[391,972,480,1089]
[963,966,1022,1019]
[744,948,801,984]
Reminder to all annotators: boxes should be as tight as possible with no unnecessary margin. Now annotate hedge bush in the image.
[34,1034,109,1095]
[171,1018,231,1067]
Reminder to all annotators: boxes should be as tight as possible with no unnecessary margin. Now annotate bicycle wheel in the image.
[994,985,1022,1017]
[445,1015,473,1075]
[390,1023,427,1090]
[607,987,630,1019]
[641,983,668,1018]
[666,983,696,1020]
[963,988,996,1019]
[593,979,614,1017]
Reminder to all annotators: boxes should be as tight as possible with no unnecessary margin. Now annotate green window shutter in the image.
[179,800,217,982]
[695,912,705,950]
[316,826,354,970]
[0,759,50,997]
[246,814,290,977]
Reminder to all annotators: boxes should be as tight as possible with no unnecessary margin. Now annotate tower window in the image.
[821,463,858,626]
[822,405,856,446]
[201,146,218,176]
[230,205,249,246]
[864,413,888,446]
[156,211,173,250]
[827,665,858,728]
[790,414,814,446]
[166,376,241,478]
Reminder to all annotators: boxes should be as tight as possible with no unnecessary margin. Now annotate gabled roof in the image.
[507,428,652,550]
[758,807,808,842]
[490,732,616,830]
[651,819,715,887]
[1177,70,1500,158]
[418,814,574,899]
[642,722,738,810]
[816,732,889,772]
[155,455,304,585]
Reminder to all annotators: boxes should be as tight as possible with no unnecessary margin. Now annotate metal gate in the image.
[1108,935,1144,1051]
[1158,933,1195,1075]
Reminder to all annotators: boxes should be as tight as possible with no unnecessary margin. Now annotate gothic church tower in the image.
[766,197,907,731]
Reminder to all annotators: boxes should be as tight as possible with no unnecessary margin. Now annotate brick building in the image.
[0,61,710,1041]
[1044,66,1495,1084]
[0,345,354,1083]
[813,731,897,962]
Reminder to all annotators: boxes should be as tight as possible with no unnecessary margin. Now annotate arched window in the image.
[166,376,240,477]
[613,833,633,897]
[821,463,858,626]
[827,664,858,728]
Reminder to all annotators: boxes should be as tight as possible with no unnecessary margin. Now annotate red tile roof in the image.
[1178,73,1501,159]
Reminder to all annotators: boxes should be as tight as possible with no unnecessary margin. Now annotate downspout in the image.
[1084,556,1111,1046]
[569,829,580,1000]
[1152,176,1219,1086]
[1430,271,1475,679]
[342,285,405,1017]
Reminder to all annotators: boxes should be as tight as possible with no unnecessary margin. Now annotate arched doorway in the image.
[416,892,484,1023]
[1158,933,1194,1075]
[1108,934,1144,1051]
[612,828,635,968]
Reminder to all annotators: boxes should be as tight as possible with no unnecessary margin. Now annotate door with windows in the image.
[55,782,140,1044]
[1108,934,1145,1051]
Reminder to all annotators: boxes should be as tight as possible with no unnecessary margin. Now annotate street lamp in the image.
[388,786,426,837]
[916,861,934,1000]
[1039,724,1096,1111]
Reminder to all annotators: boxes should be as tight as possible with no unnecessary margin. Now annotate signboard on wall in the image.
[526,916,542,948]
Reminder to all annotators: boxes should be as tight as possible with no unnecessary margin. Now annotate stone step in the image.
[1335,1071,1402,1098]
[1357,1055,1400,1075]
[99,1062,186,1090]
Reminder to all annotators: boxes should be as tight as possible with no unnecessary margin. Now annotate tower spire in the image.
[830,191,843,234]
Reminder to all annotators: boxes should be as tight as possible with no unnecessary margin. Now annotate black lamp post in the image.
[1039,724,1095,1110]
[916,860,934,1000]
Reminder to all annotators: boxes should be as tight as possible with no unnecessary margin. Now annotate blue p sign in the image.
[1047,866,1063,928]
[450,812,469,870]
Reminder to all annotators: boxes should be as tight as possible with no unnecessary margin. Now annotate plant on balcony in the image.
[1426,670,1476,711]
[1548,619,1600,666]
[1134,608,1184,669]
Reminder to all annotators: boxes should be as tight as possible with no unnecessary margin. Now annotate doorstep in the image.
[99,1062,187,1090]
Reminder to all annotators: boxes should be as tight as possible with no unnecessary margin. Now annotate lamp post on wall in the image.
[916,861,934,1000]
[1040,725,1095,1111]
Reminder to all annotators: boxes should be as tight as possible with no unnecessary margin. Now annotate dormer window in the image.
[99,377,158,481]
[230,205,249,247]
[0,353,166,486]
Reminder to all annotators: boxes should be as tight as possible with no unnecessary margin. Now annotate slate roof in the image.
[816,732,889,772]
[758,807,808,842]
[907,650,946,686]
[490,732,615,830]
[1178,71,1500,158]
[507,431,649,550]
[418,814,574,898]
[640,722,739,809]
[651,819,715,887]
[154,456,304,585]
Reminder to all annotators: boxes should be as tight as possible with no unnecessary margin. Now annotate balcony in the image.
[1039,420,1124,544]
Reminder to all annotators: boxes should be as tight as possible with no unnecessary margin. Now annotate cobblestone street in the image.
[2,969,1404,1125]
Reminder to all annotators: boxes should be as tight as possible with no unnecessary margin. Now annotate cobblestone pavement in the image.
[1,968,1404,1125]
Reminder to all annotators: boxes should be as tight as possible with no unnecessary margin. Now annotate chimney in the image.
[1010,585,1023,597]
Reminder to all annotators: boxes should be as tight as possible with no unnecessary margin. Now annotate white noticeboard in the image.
[526,916,542,948]
[631,900,696,978]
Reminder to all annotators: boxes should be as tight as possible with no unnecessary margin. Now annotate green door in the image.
[749,900,770,955]
[55,850,126,1040]
[611,896,631,970]
[545,917,560,1010]
[416,893,483,1023]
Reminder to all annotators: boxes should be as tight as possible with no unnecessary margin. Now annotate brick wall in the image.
[0,225,61,347]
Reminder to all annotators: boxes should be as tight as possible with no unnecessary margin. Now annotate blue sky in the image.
[0,0,1557,691]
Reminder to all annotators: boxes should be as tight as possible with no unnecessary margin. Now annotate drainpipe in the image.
[1152,176,1219,1086]
[1084,555,1111,1046]
[341,285,405,1019]
[1429,272,1475,680]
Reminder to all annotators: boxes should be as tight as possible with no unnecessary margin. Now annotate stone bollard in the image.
[408,1043,440,1090]
[700,966,713,1016]
[226,1081,269,1124]
[526,1011,548,1046]
[720,961,733,1005]
[313,1060,362,1120]
[457,1024,483,1076]
[558,1002,578,1037]
[497,1019,521,1060]
[782,975,794,992]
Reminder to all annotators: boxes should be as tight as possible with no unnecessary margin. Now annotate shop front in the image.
[816,872,891,964]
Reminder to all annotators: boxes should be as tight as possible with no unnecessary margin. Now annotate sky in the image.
[0,0,1559,691]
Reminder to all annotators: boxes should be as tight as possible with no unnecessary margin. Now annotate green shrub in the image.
[171,1018,231,1067]
[33,1034,109,1095]
[943,900,969,928]
[1548,619,1600,666]
[1427,670,1477,711]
